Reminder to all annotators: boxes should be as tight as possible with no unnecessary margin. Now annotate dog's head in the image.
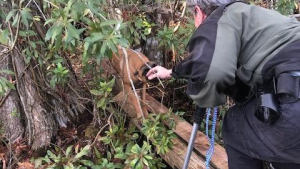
[134,62,157,83]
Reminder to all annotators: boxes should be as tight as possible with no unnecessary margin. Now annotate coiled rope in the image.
[205,107,218,169]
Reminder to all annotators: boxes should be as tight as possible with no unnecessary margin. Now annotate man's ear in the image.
[195,6,206,20]
[194,6,207,27]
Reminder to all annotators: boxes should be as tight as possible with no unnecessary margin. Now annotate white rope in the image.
[121,47,145,119]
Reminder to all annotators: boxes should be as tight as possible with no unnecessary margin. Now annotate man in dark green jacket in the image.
[147,0,300,168]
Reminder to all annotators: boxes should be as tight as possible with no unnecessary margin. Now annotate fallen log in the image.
[114,93,210,169]
[145,94,228,169]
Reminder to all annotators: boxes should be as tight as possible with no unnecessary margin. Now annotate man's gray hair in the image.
[187,0,237,15]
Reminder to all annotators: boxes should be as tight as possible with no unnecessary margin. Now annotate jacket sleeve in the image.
[173,22,240,108]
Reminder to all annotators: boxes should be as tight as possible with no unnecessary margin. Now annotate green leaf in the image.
[131,133,139,140]
[114,153,127,160]
[157,162,167,168]
[43,155,51,164]
[105,48,113,59]
[0,29,9,45]
[65,145,73,157]
[0,85,4,95]
[142,158,149,166]
[97,98,106,109]
[19,31,27,37]
[12,13,19,27]
[83,42,90,65]
[107,40,117,53]
[45,18,57,25]
[131,145,139,154]
[50,76,57,89]
[107,151,112,161]
[115,38,129,48]
[65,0,75,13]
[5,10,16,22]
[85,33,105,43]
[0,70,15,75]
[100,42,107,57]
[80,160,94,167]
[6,81,15,90]
[100,20,119,27]
[51,24,63,43]
[35,41,44,45]
[34,158,43,168]
[45,25,55,42]
[144,155,153,160]
[74,145,91,159]
[20,8,32,29]
[29,41,36,49]
[90,90,101,96]
[94,147,102,159]
[130,158,139,167]
[47,150,57,160]
[67,23,80,39]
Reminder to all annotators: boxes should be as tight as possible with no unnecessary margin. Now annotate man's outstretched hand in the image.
[146,66,172,80]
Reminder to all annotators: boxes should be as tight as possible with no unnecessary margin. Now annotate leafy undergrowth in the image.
[148,78,232,145]
[0,107,177,169]
[0,60,230,169]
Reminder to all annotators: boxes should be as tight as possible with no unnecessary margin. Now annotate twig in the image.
[139,96,156,114]
[4,14,21,54]
[98,12,108,21]
[8,20,13,43]
[151,85,166,107]
[1,139,19,168]
[43,0,59,9]
[121,47,145,120]
[87,3,115,30]
[173,85,187,90]
[173,1,186,33]
[0,90,11,107]
[0,53,9,63]
[91,113,112,146]
[67,83,91,102]
[25,0,33,8]
[32,0,47,21]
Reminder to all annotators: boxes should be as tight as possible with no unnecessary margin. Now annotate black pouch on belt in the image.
[255,93,280,125]
[254,78,280,125]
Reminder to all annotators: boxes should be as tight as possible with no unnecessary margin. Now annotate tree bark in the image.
[12,48,56,149]
[0,46,89,150]
[0,45,24,143]
[1,46,89,151]
[0,0,91,149]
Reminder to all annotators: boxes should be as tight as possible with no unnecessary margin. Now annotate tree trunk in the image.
[0,46,24,143]
[0,0,92,149]
[12,48,56,149]
[1,36,89,152]
[0,47,89,150]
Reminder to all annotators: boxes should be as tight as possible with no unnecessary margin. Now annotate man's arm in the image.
[188,23,240,107]
[173,22,240,108]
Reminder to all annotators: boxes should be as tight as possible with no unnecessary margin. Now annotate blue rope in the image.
[205,107,218,169]
[205,108,211,137]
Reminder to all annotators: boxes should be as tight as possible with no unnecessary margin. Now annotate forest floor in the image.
[0,52,197,168]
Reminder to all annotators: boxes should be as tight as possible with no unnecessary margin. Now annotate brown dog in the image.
[111,47,156,119]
